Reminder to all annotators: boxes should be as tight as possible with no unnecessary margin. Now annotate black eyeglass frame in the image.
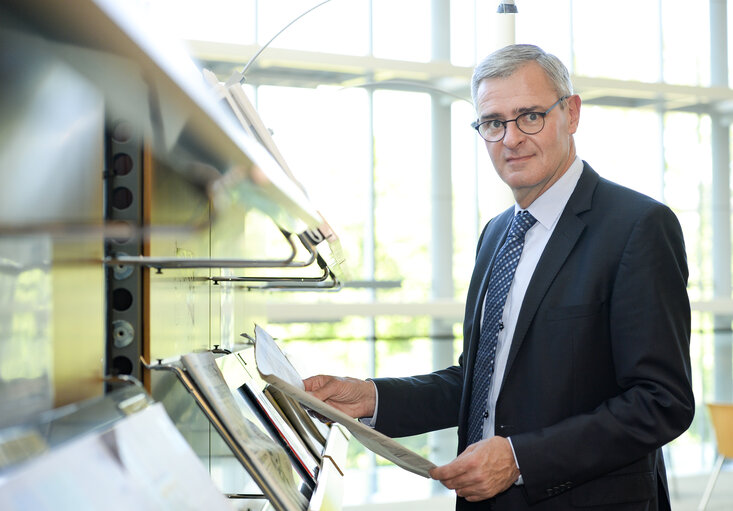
[471,95,570,143]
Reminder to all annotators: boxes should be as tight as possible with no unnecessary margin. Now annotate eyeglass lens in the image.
[479,113,544,141]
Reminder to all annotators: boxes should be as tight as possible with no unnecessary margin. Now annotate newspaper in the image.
[253,325,437,478]
[0,403,236,511]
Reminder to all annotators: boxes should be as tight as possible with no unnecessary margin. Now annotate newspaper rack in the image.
[143,348,348,511]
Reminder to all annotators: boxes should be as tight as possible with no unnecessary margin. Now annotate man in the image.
[305,44,694,510]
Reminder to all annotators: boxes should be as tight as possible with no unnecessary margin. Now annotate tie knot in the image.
[508,210,537,240]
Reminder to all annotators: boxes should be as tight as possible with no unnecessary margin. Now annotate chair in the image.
[698,403,733,511]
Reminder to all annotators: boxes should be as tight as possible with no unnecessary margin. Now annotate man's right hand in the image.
[303,375,376,419]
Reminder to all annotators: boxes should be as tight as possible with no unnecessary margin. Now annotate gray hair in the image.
[471,44,574,111]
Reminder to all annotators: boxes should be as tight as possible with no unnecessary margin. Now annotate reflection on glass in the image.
[0,236,54,429]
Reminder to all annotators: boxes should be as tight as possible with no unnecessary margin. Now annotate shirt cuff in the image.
[357,379,379,428]
[507,437,523,485]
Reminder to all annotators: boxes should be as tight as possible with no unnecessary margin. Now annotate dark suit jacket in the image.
[372,163,694,510]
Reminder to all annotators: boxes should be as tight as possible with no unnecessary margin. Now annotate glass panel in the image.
[0,236,54,429]
[452,99,481,300]
[372,0,431,61]
[514,0,573,70]
[372,90,431,300]
[272,318,374,378]
[472,0,497,61]
[451,98,515,300]
[663,112,712,301]
[257,0,370,55]
[575,105,663,200]
[256,84,371,292]
[661,0,710,86]
[373,319,430,377]
[450,0,478,67]
[668,311,720,476]
[572,0,661,82]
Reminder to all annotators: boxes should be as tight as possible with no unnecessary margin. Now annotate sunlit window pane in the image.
[256,85,371,282]
[661,0,710,86]
[450,0,477,67]
[514,0,573,69]
[372,0,431,61]
[372,90,431,299]
[256,0,370,55]
[575,106,663,200]
[573,1,661,82]
[663,112,712,301]
[451,99,481,299]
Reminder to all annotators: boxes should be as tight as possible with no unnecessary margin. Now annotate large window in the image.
[149,0,732,505]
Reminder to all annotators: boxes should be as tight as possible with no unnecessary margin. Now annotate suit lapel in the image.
[501,164,599,385]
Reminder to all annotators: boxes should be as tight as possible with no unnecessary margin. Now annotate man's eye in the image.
[525,113,540,122]
[489,120,504,129]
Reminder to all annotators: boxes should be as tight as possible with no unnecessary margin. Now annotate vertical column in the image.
[366,87,378,496]
[366,1,378,495]
[710,0,732,402]
[430,0,456,471]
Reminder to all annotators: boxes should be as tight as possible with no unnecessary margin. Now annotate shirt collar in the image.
[515,156,583,231]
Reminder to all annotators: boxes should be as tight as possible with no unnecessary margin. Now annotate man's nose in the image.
[502,121,525,147]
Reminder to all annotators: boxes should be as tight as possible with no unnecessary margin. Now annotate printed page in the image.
[0,403,236,511]
[0,427,153,510]
[254,325,437,478]
[263,385,326,457]
[104,403,236,511]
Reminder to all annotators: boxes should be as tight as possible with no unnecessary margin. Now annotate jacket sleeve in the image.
[371,363,464,438]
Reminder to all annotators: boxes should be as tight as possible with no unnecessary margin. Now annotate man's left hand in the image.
[429,436,520,502]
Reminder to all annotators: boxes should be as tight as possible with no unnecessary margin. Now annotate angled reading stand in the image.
[145,346,348,511]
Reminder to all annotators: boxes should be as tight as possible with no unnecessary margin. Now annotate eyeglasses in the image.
[471,95,570,143]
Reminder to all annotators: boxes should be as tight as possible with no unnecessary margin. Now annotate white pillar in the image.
[710,0,732,402]
[429,0,457,474]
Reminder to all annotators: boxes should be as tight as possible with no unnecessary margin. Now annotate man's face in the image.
[474,61,580,208]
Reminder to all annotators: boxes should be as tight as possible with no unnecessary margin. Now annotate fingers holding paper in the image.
[429,436,520,502]
[303,375,376,420]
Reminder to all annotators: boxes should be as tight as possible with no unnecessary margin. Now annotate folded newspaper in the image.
[253,324,437,478]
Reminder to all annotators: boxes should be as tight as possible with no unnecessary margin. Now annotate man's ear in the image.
[566,94,581,134]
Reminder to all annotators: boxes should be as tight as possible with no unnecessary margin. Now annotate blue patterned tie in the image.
[467,210,537,445]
